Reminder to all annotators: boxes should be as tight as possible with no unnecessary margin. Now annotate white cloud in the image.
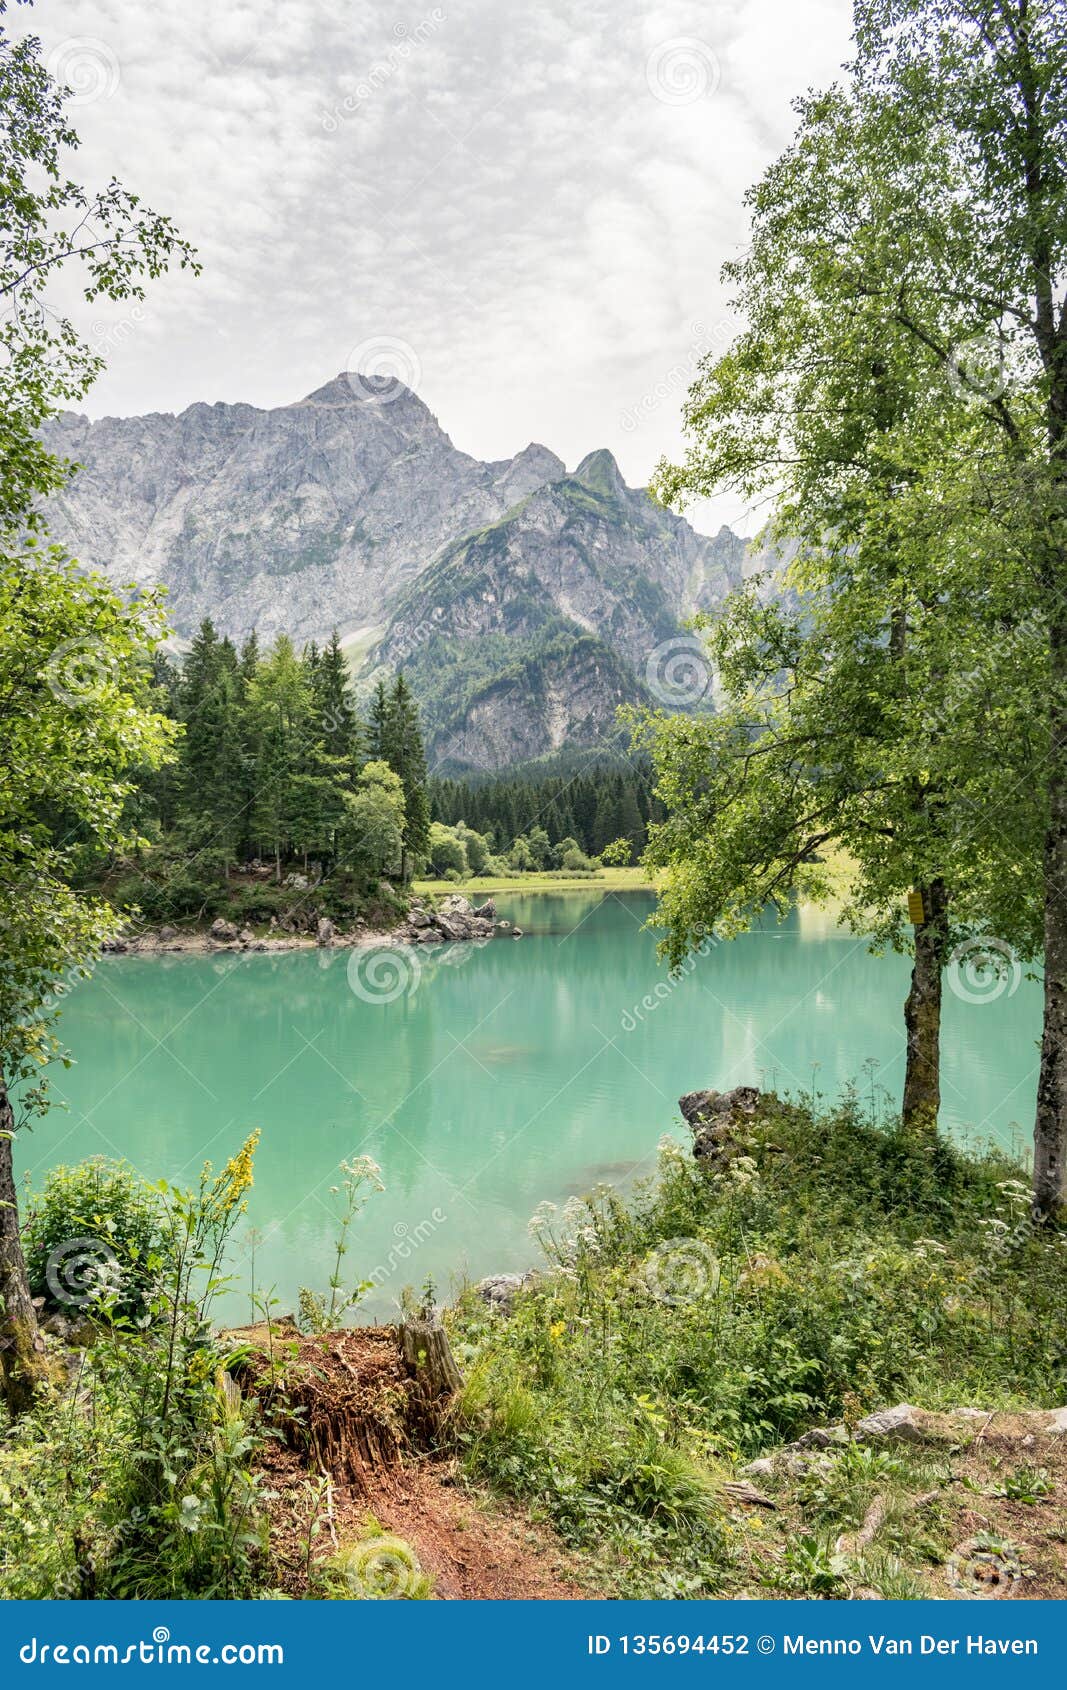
[23,0,853,531]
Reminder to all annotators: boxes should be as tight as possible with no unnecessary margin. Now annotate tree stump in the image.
[400,1313,463,1440]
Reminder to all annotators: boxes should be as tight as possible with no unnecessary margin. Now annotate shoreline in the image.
[104,875,658,956]
[413,866,656,897]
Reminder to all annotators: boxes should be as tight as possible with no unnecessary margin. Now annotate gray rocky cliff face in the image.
[42,376,566,643]
[41,375,751,768]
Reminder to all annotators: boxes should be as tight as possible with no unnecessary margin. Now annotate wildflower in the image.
[212,1129,261,1218]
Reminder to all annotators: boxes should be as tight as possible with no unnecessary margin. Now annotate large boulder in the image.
[435,913,472,941]
[472,899,496,919]
[210,917,240,942]
[316,916,335,946]
[678,1085,760,1163]
[440,893,474,918]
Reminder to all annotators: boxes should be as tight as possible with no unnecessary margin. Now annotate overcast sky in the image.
[27,0,854,532]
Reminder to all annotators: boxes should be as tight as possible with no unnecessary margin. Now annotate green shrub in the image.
[2,1135,269,1600]
[451,1095,1067,1597]
[23,1158,179,1320]
[560,845,598,872]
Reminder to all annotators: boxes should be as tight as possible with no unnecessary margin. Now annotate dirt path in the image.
[234,1321,585,1600]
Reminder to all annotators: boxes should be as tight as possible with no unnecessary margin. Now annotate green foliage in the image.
[1000,1465,1054,1504]
[315,1523,433,1600]
[102,640,433,920]
[23,1159,178,1321]
[559,845,599,873]
[0,0,196,1404]
[0,1134,269,1598]
[645,0,1067,1198]
[600,836,633,867]
[507,835,538,873]
[430,759,657,864]
[297,1156,383,1334]
[451,1097,1067,1596]
[427,822,469,879]
[340,760,406,882]
[0,550,177,1104]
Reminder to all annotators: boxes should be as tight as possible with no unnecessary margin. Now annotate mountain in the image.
[42,375,749,770]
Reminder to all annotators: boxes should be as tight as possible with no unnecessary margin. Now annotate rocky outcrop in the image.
[374,456,745,768]
[744,1404,1067,1477]
[475,1272,539,1314]
[394,894,496,946]
[679,1085,760,1164]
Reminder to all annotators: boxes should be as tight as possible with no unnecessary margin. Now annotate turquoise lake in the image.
[24,892,1041,1320]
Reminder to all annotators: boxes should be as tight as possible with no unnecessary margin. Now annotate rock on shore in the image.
[394,893,498,945]
[111,891,506,956]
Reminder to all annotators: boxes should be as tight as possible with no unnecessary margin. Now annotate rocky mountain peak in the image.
[298,370,425,413]
[40,374,751,769]
[572,447,626,499]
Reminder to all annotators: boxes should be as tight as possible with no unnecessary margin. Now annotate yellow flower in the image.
[216,1129,261,1214]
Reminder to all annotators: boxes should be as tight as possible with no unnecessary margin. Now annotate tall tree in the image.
[312,629,362,771]
[645,50,1049,1142]
[246,636,312,879]
[378,674,430,881]
[0,1,195,1402]
[339,760,406,881]
[843,0,1067,1213]
[0,556,176,1408]
[178,623,244,871]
